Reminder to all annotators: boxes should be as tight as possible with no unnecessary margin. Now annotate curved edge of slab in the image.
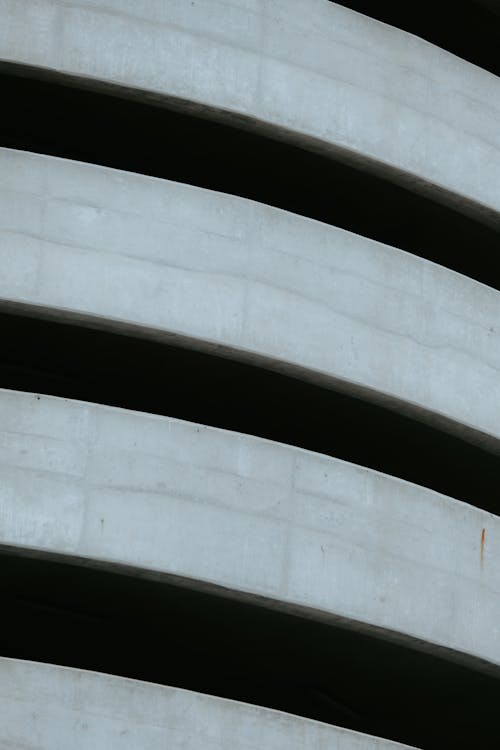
[1,0,500,227]
[1,388,499,671]
[0,657,417,750]
[1,147,500,452]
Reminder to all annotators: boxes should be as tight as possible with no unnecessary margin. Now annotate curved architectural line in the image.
[1,389,499,670]
[0,657,416,749]
[1,0,500,227]
[329,0,500,80]
[1,148,500,451]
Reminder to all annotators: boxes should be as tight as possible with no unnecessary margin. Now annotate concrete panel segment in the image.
[0,389,499,670]
[1,0,500,226]
[1,148,500,451]
[0,657,416,749]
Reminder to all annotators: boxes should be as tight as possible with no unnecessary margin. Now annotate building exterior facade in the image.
[0,1,499,748]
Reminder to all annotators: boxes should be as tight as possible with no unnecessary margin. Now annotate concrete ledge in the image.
[0,388,499,670]
[1,0,500,226]
[0,657,416,749]
[1,148,500,451]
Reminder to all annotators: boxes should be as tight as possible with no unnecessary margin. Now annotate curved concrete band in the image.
[1,0,500,226]
[1,148,500,451]
[1,389,499,670]
[0,658,416,750]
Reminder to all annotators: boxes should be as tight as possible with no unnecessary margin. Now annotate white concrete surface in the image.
[1,0,500,226]
[0,388,499,670]
[0,657,417,750]
[1,148,500,451]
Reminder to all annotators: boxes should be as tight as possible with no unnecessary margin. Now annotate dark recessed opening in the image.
[2,551,498,750]
[331,0,500,78]
[2,12,499,750]
[1,67,499,291]
[0,309,499,516]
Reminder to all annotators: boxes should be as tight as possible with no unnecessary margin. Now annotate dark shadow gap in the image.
[1,552,499,750]
[331,0,500,78]
[0,310,498,516]
[1,67,499,291]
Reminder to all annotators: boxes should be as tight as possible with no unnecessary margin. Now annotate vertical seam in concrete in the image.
[53,0,63,71]
[77,401,97,551]
[279,450,298,598]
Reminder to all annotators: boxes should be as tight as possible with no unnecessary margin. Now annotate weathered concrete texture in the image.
[1,0,500,226]
[1,388,499,669]
[1,148,500,451]
[0,658,417,750]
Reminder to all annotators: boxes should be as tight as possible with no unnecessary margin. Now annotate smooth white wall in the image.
[1,0,500,225]
[0,658,417,749]
[0,389,498,669]
[1,148,499,451]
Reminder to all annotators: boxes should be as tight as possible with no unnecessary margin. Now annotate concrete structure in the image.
[0,388,498,671]
[0,658,415,750]
[1,147,500,451]
[0,1,499,748]
[1,0,500,227]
